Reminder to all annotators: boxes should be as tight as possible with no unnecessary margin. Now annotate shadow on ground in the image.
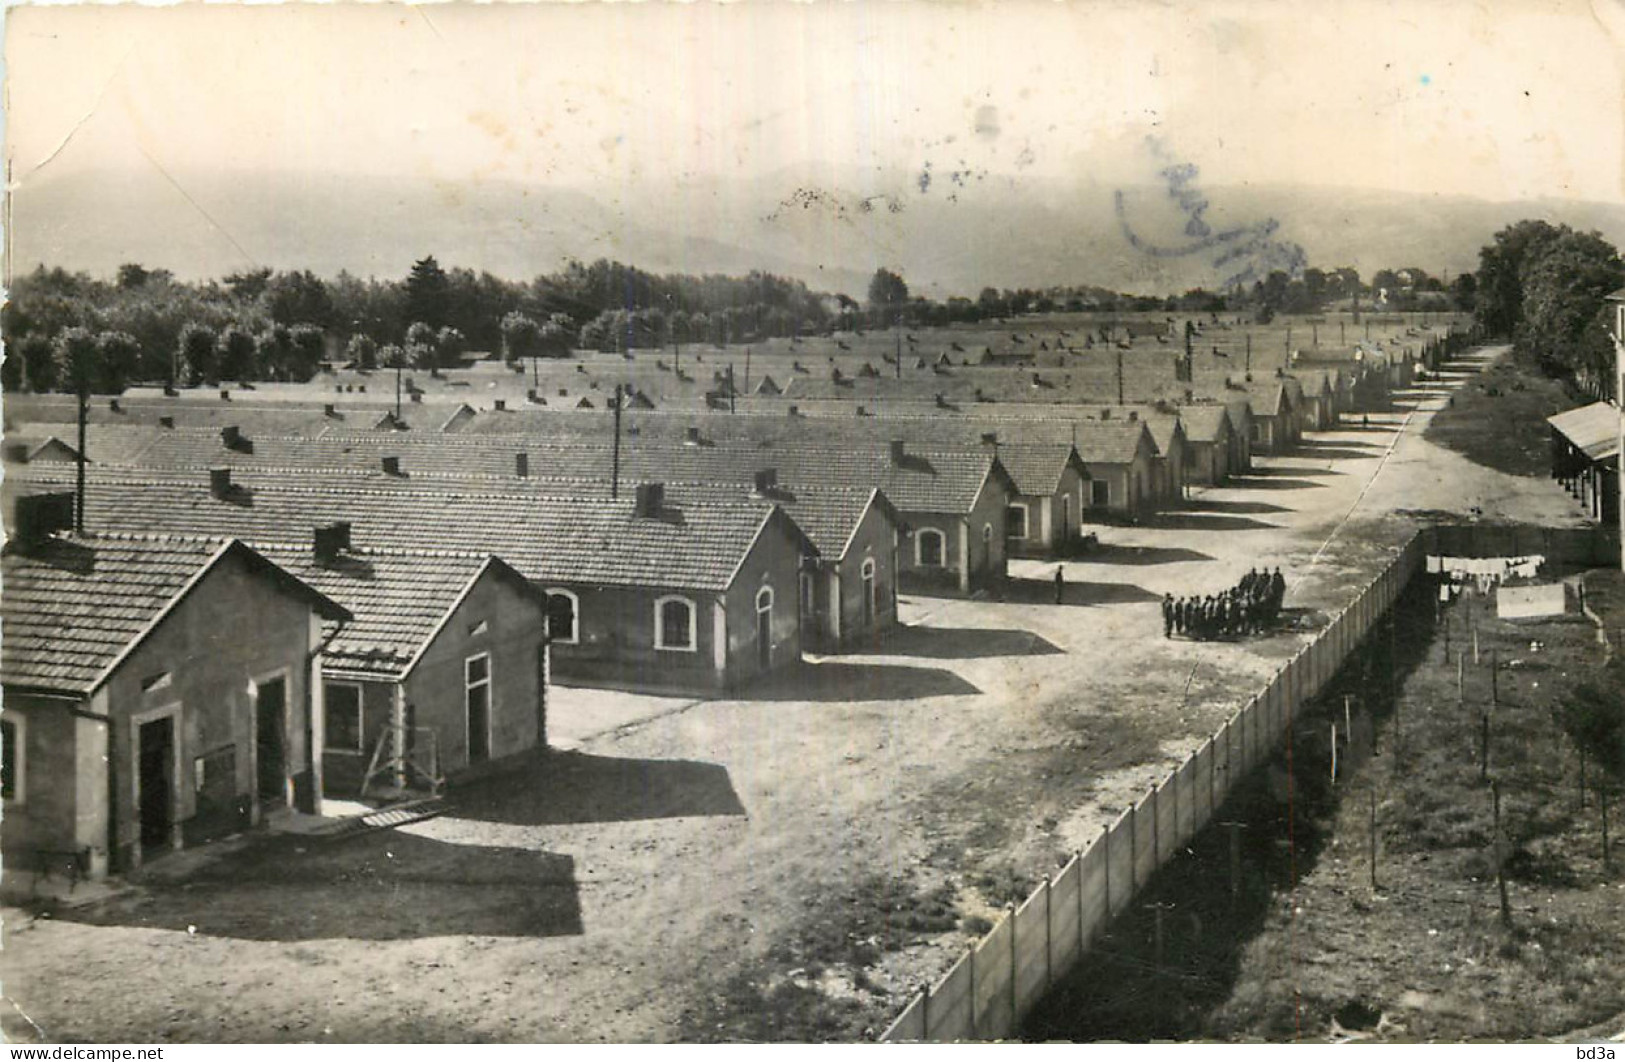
[1225,475,1332,492]
[743,658,981,700]
[1083,543,1217,565]
[1282,445,1388,461]
[870,623,1064,659]
[455,749,747,825]
[1142,512,1281,532]
[996,576,1164,606]
[1235,465,1343,478]
[1183,498,1293,516]
[53,830,582,941]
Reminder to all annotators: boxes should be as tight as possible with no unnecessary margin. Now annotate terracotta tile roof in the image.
[7,470,802,593]
[1176,404,1233,444]
[1,534,347,696]
[263,548,539,681]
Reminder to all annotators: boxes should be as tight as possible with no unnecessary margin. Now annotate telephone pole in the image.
[611,384,623,499]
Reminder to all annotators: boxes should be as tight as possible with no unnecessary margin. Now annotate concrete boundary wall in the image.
[882,530,1426,1041]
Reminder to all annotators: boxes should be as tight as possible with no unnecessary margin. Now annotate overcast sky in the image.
[7,0,1624,206]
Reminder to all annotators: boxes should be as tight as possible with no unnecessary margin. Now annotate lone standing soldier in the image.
[1055,565,1065,604]
[1162,593,1174,638]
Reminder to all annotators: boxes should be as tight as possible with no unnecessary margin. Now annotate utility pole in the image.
[1493,781,1511,928]
[1245,333,1252,376]
[1116,348,1125,406]
[611,384,623,499]
[75,385,88,533]
[728,364,736,414]
[1222,821,1247,911]
[395,359,403,424]
[743,348,751,398]
[1368,787,1380,890]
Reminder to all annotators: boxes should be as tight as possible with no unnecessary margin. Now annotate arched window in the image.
[860,558,877,624]
[545,589,579,645]
[983,523,993,545]
[916,528,946,567]
[654,595,697,652]
[755,586,775,668]
[1006,503,1029,540]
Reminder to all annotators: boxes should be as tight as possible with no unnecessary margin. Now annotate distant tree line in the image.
[0,255,844,392]
[3,252,1480,395]
[1473,220,1623,396]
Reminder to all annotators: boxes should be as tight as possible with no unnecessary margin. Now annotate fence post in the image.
[1008,902,1018,1034]
[920,985,932,1043]
[1211,730,1219,820]
[1176,766,1189,850]
[1129,801,1139,891]
[1044,876,1053,991]
[968,945,978,1041]
[1084,840,1093,951]
[1151,784,1161,870]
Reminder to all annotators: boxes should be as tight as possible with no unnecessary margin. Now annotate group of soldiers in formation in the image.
[1162,568,1287,640]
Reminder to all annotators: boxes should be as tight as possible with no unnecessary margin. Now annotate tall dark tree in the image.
[19,334,57,392]
[435,326,467,369]
[1449,272,1478,312]
[501,311,542,366]
[1516,228,1623,379]
[177,323,218,387]
[52,327,99,395]
[1475,219,1563,336]
[287,324,327,380]
[264,269,335,327]
[867,268,910,326]
[258,325,293,379]
[95,331,141,392]
[218,326,259,383]
[405,256,451,331]
[345,333,379,371]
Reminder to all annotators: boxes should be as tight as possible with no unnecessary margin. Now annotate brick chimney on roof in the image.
[634,483,665,518]
[889,439,906,465]
[313,522,351,565]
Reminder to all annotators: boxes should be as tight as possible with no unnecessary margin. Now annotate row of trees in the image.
[1473,220,1623,394]
[0,255,845,391]
[4,252,1488,394]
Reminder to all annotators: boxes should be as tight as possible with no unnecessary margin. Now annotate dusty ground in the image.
[0,346,1597,1043]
